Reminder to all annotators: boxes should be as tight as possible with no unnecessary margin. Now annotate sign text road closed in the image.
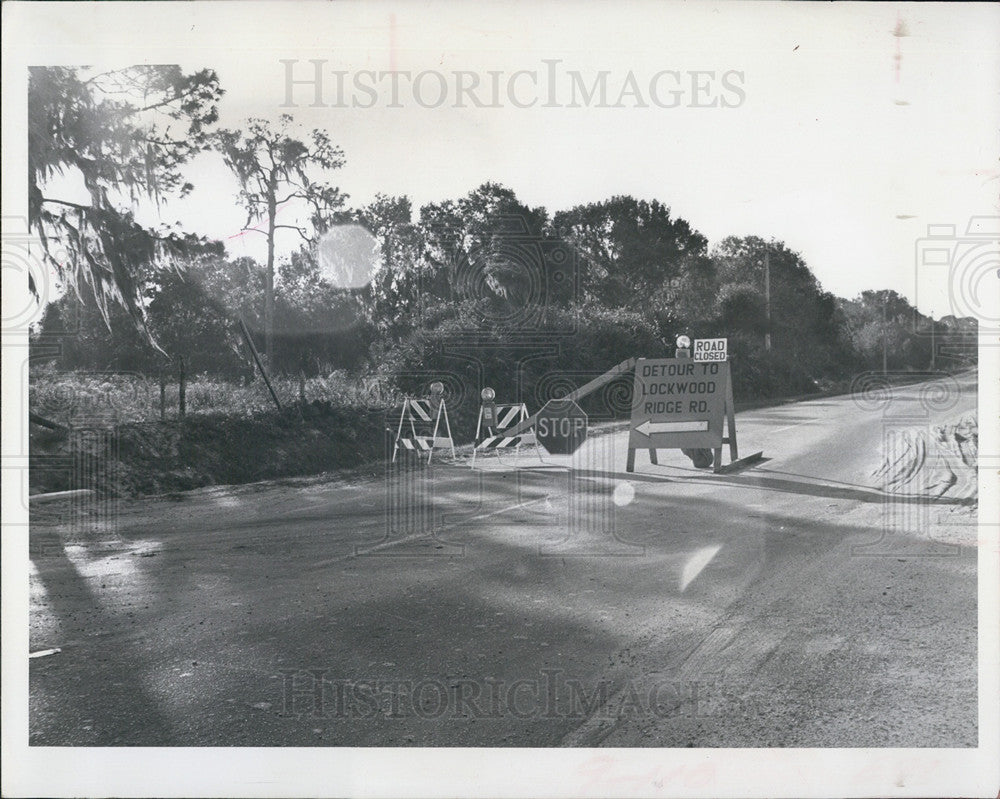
[693,337,728,362]
[628,358,729,450]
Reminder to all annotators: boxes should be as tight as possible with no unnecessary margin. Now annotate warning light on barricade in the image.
[391,386,456,466]
[675,334,692,359]
[480,387,498,428]
[471,393,542,467]
[426,381,446,419]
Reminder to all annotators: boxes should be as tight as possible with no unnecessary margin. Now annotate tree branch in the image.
[275,191,308,206]
[135,82,206,114]
[40,197,93,212]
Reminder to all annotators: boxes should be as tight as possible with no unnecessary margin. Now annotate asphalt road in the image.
[29,372,979,747]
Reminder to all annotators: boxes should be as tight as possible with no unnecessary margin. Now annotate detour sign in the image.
[628,358,730,450]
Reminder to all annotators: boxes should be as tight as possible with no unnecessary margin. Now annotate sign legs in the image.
[625,447,658,472]
[725,373,738,462]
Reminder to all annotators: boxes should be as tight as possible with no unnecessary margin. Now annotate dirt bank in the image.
[29,404,399,498]
[874,412,978,503]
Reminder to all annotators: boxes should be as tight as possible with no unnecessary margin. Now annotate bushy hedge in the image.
[373,303,670,425]
[727,334,823,400]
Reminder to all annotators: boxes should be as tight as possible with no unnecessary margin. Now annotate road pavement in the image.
[28,372,979,747]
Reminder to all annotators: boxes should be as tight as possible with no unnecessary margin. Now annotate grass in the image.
[29,366,401,427]
[28,364,977,499]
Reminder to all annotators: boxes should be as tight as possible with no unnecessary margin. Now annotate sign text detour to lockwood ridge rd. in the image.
[629,358,729,450]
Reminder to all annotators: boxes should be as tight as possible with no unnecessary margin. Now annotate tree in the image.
[660,253,718,336]
[272,249,372,374]
[716,283,768,334]
[144,269,247,375]
[554,197,708,308]
[215,115,347,368]
[32,253,263,375]
[31,292,150,372]
[356,195,424,337]
[28,65,223,329]
[839,290,932,371]
[187,255,266,330]
[711,237,841,372]
[418,183,570,328]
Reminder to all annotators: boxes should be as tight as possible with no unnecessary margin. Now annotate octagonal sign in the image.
[535,399,588,455]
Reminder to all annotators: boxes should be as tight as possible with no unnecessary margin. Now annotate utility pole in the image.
[930,310,936,371]
[265,181,276,370]
[882,297,888,374]
[764,251,772,352]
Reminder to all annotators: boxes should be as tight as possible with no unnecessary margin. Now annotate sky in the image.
[2,7,999,790]
[5,1,1000,318]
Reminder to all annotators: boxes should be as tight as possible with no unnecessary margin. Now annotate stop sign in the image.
[535,399,588,454]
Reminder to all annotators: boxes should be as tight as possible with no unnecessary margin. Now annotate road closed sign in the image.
[693,338,727,362]
[628,358,729,451]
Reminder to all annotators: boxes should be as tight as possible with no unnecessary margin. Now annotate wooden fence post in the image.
[237,317,282,411]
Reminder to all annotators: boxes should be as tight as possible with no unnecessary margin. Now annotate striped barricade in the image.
[471,402,543,467]
[392,397,456,465]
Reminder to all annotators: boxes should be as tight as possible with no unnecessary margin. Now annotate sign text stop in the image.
[535,399,588,454]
